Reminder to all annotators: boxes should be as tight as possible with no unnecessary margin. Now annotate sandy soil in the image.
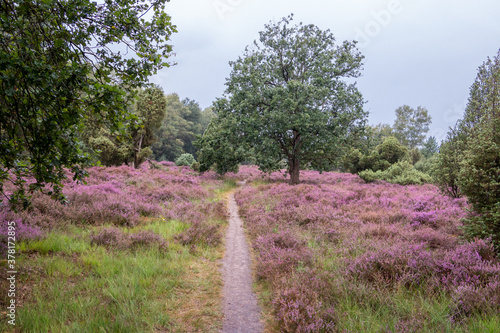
[221,192,263,333]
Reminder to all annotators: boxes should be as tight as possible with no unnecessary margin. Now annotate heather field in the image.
[2,164,500,332]
[233,166,500,332]
[0,163,232,332]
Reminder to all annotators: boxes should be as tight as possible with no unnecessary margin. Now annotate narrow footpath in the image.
[222,191,263,333]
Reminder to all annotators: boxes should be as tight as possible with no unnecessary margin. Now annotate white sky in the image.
[150,0,500,142]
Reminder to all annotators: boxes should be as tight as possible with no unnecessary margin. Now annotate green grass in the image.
[0,181,234,332]
[3,222,223,333]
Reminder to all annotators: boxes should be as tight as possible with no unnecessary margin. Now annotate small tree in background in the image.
[175,153,196,167]
[420,136,439,158]
[392,105,432,149]
[433,126,465,198]
[131,86,167,168]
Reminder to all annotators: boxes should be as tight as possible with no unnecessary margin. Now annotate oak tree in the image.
[198,15,366,184]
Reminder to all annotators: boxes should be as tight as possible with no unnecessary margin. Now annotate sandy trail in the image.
[222,192,263,333]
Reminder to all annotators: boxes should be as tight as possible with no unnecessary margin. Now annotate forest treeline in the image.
[80,90,215,168]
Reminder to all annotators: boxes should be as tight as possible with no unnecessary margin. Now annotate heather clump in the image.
[90,227,168,251]
[273,282,336,333]
[175,221,222,247]
[253,230,311,282]
[0,215,45,258]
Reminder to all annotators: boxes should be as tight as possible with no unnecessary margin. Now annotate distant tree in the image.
[198,15,367,184]
[369,123,393,148]
[392,105,432,149]
[0,0,176,206]
[130,86,167,168]
[199,107,216,131]
[152,94,208,161]
[85,86,167,168]
[456,49,500,250]
[420,136,439,158]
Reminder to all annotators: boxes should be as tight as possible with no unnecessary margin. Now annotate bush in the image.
[90,227,168,251]
[414,154,438,178]
[174,221,221,247]
[175,153,196,166]
[359,161,432,185]
[376,136,408,165]
[343,137,407,174]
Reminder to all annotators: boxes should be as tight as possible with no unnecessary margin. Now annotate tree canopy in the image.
[392,105,432,149]
[0,0,176,206]
[435,49,500,250]
[198,15,367,184]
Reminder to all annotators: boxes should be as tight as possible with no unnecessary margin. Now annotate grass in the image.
[3,222,223,333]
[0,177,236,333]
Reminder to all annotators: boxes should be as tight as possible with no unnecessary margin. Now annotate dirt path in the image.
[222,191,263,333]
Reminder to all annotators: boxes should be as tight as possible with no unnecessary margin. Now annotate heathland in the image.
[1,164,499,332]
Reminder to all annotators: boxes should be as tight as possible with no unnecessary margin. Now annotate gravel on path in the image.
[222,192,263,333]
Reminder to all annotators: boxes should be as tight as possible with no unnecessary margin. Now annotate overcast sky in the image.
[150,0,500,142]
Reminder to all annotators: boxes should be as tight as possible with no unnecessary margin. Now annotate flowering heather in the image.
[0,214,44,258]
[0,163,226,232]
[90,227,168,251]
[233,167,499,330]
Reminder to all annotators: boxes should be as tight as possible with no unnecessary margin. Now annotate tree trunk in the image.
[289,155,300,185]
[134,134,144,169]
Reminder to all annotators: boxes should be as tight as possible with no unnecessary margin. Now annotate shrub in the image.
[90,227,168,251]
[274,284,336,333]
[174,221,221,247]
[0,215,45,258]
[458,119,500,251]
[175,153,196,166]
[407,148,422,165]
[433,127,464,198]
[376,136,408,165]
[359,161,432,185]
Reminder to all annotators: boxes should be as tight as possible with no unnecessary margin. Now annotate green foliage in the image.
[343,136,408,174]
[459,118,500,250]
[152,94,210,162]
[198,15,367,184]
[359,161,432,185]
[197,101,249,175]
[433,127,465,198]
[407,148,422,165]
[87,128,131,167]
[0,0,176,206]
[376,136,408,165]
[436,49,500,250]
[84,86,167,168]
[414,154,438,178]
[392,105,432,149]
[175,153,196,166]
[130,86,167,168]
[420,136,439,158]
